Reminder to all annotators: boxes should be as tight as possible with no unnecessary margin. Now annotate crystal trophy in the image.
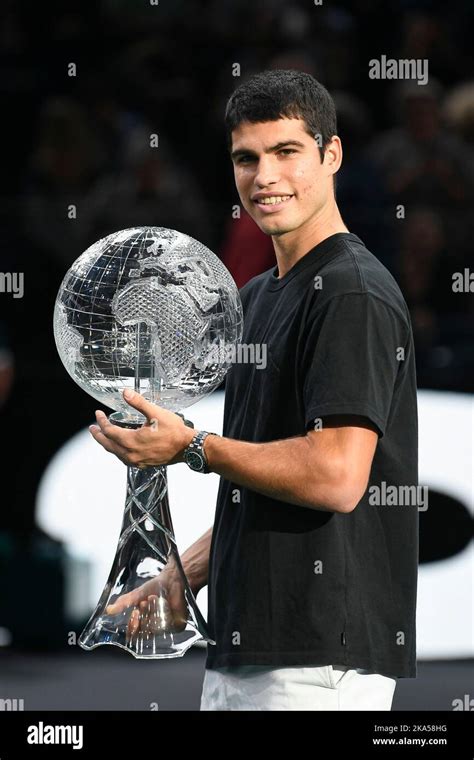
[53,227,243,658]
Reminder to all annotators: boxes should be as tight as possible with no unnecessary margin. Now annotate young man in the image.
[90,70,419,711]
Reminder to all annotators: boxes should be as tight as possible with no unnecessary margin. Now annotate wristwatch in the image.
[183,430,216,473]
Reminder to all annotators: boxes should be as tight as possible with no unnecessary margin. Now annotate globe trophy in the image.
[53,227,243,658]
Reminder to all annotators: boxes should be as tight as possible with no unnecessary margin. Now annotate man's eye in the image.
[279,149,296,156]
[237,155,255,164]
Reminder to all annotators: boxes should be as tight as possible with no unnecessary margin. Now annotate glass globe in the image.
[54,226,243,422]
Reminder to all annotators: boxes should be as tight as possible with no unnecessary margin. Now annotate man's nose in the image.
[254,156,280,187]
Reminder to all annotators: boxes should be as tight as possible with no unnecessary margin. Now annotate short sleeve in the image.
[301,292,409,436]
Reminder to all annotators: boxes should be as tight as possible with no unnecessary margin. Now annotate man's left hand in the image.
[89,389,195,468]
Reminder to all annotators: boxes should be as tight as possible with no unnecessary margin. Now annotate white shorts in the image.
[200,663,397,711]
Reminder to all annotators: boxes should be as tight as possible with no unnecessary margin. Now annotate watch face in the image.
[186,451,204,471]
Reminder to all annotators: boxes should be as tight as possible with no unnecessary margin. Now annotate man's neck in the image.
[272,206,349,279]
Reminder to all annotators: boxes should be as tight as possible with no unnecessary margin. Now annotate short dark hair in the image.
[225,69,337,163]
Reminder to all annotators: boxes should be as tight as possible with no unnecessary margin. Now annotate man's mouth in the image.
[253,194,294,212]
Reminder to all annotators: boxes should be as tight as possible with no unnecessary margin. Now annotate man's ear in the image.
[324,135,343,176]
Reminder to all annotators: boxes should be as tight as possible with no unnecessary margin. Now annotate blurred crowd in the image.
[0,0,473,541]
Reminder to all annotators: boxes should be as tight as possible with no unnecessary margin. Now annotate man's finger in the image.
[94,410,133,446]
[123,389,163,424]
[89,425,118,454]
[126,607,140,645]
[106,589,139,615]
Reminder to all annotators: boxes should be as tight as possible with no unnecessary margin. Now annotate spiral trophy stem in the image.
[78,416,215,658]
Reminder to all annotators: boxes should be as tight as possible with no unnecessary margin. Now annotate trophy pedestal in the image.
[79,433,215,658]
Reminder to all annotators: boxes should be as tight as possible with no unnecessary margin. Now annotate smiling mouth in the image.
[254,194,293,209]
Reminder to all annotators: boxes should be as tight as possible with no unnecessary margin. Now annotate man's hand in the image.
[89,389,195,468]
[105,563,191,644]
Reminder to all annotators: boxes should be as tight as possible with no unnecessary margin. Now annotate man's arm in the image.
[181,526,213,593]
[203,415,378,513]
[90,392,378,515]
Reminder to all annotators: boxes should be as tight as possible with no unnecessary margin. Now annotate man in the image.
[90,70,419,711]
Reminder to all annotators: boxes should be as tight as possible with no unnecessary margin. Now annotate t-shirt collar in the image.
[267,232,363,291]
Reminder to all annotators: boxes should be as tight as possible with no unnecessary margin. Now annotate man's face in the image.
[230,117,337,237]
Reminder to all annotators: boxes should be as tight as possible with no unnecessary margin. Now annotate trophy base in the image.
[78,620,204,659]
[78,459,215,659]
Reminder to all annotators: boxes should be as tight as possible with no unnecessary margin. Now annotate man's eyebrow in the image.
[231,140,306,160]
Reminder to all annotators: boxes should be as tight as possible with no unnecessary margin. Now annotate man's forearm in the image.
[203,434,346,512]
[181,526,213,593]
[89,391,373,515]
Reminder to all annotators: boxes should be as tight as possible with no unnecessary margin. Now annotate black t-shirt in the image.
[205,232,418,679]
